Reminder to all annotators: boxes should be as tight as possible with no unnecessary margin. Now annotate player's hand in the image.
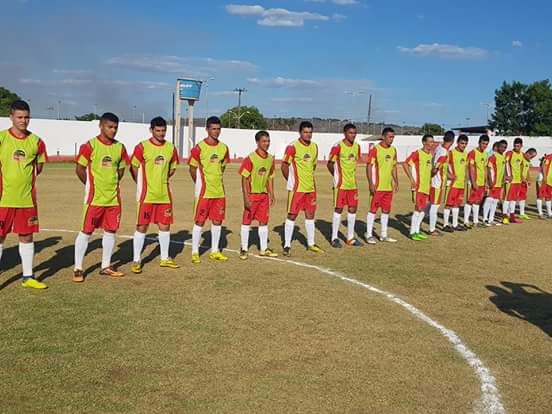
[394,182,399,193]
[472,183,479,191]
[410,180,416,191]
[369,184,375,196]
[270,194,276,206]
[244,197,251,211]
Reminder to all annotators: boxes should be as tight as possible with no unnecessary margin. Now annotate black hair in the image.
[206,116,222,128]
[526,148,537,154]
[381,127,395,136]
[457,134,469,143]
[422,134,434,143]
[100,112,119,124]
[255,130,269,142]
[499,139,508,146]
[10,100,30,113]
[479,134,490,143]
[150,116,167,129]
[443,131,455,143]
[343,123,357,133]
[514,137,523,146]
[492,142,499,150]
[299,121,313,132]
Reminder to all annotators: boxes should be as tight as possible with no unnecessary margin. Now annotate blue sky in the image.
[1,0,550,128]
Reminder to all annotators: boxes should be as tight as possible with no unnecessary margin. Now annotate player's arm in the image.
[75,164,87,184]
[526,165,531,186]
[75,142,91,185]
[365,162,375,195]
[36,162,45,175]
[130,165,138,182]
[241,175,251,210]
[470,163,478,190]
[188,146,200,183]
[392,164,399,193]
[118,168,125,180]
[118,145,129,181]
[281,161,290,180]
[35,139,47,176]
[402,162,415,190]
[268,178,275,206]
[169,147,179,179]
[327,160,335,175]
[327,145,339,176]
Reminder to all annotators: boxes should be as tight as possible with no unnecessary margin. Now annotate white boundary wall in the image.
[2,118,552,165]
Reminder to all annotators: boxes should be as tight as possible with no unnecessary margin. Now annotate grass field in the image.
[1,162,551,414]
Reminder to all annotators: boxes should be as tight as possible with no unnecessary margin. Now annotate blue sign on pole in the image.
[178,79,203,101]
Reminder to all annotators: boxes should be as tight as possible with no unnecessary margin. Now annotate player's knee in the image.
[287,214,297,221]
[334,208,343,214]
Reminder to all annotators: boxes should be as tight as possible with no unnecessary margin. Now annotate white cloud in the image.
[226,4,329,27]
[248,77,322,88]
[332,13,347,22]
[397,43,488,59]
[512,40,523,48]
[19,77,169,90]
[305,0,358,4]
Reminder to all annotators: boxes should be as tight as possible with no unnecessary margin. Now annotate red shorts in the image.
[468,186,485,204]
[429,186,444,205]
[0,207,39,236]
[334,189,359,209]
[243,194,270,225]
[488,187,502,199]
[288,192,317,215]
[446,187,465,207]
[82,205,121,233]
[519,182,528,200]
[538,183,552,199]
[194,197,225,224]
[137,203,173,226]
[414,192,429,211]
[505,183,522,202]
[370,191,393,213]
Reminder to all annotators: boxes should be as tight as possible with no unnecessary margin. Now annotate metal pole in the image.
[188,100,195,157]
[367,94,372,135]
[171,92,176,145]
[175,81,183,156]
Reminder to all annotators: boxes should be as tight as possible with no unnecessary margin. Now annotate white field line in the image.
[41,228,506,414]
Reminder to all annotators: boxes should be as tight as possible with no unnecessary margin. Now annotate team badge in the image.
[102,156,113,167]
[154,155,165,166]
[385,154,392,161]
[258,167,267,176]
[348,153,356,160]
[210,154,219,163]
[164,208,172,217]
[13,149,26,161]
[303,153,311,162]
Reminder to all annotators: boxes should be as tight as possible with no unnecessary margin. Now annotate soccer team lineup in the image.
[2,99,551,289]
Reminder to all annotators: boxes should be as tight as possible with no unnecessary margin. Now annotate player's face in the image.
[344,128,356,143]
[382,132,395,146]
[514,143,522,152]
[151,126,167,142]
[10,110,30,131]
[458,140,468,151]
[423,137,434,151]
[257,136,270,152]
[526,151,536,161]
[206,123,221,140]
[499,143,507,154]
[300,127,313,143]
[100,120,119,140]
[479,141,489,151]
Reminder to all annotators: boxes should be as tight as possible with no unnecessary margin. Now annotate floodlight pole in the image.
[174,82,183,155]
[188,100,196,156]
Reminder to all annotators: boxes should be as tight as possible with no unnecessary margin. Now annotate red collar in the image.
[149,137,166,147]
[8,128,30,140]
[255,149,268,159]
[96,135,114,146]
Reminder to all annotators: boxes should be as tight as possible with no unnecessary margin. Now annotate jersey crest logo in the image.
[303,153,311,161]
[258,167,267,176]
[348,153,356,160]
[154,155,165,166]
[385,154,392,161]
[13,149,26,161]
[102,156,113,167]
[210,154,220,163]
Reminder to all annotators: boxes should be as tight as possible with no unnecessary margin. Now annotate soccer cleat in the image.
[160,259,179,269]
[483,221,492,227]
[330,239,342,248]
[307,244,324,253]
[131,263,142,274]
[72,269,85,283]
[209,251,229,261]
[345,239,362,247]
[380,236,397,243]
[510,216,523,224]
[416,232,428,240]
[100,267,124,278]
[239,249,248,260]
[429,230,443,237]
[519,214,531,220]
[441,226,454,233]
[282,247,291,257]
[191,253,201,264]
[464,223,473,230]
[410,233,425,241]
[366,236,378,245]
[259,248,278,257]
[538,214,545,220]
[454,226,467,232]
[21,277,47,289]
[502,217,510,225]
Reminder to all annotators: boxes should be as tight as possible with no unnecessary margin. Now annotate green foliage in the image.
[75,113,100,121]
[418,123,444,136]
[0,86,22,117]
[221,106,267,130]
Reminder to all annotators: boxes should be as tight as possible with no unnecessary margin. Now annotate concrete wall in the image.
[2,118,552,165]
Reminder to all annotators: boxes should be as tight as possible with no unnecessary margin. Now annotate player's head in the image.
[299,121,313,143]
[381,127,395,146]
[443,130,455,146]
[513,137,523,152]
[492,142,499,151]
[478,134,490,151]
[525,148,537,160]
[150,116,167,142]
[255,130,270,152]
[206,116,222,140]
[457,134,468,151]
[9,100,31,131]
[422,134,434,151]
[343,123,357,143]
[499,139,508,154]
[99,112,119,140]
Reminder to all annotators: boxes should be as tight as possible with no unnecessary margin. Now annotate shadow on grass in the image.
[273,223,307,249]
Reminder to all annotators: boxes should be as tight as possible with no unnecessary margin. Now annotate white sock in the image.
[509,201,516,216]
[417,212,425,233]
[546,200,552,217]
[537,199,543,216]
[0,243,3,263]
[366,212,376,238]
[483,198,492,222]
[19,242,34,277]
[443,208,451,227]
[305,219,315,246]
[452,207,459,227]
[133,231,146,263]
[74,231,90,270]
[347,213,356,241]
[284,219,295,248]
[331,212,341,241]
[519,200,526,216]
[381,214,389,238]
[211,225,221,253]
[240,225,250,251]
[410,211,419,235]
[158,231,170,261]
[502,201,509,215]
[101,232,116,270]
[472,204,480,224]
[489,199,498,223]
[464,204,471,224]
[429,205,439,232]
[259,225,269,251]
[192,224,202,254]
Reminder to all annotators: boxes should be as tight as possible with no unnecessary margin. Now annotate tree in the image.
[75,113,100,121]
[0,86,22,116]
[418,123,444,136]
[221,106,267,130]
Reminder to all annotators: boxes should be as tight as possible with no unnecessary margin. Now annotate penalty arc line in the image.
[42,227,506,414]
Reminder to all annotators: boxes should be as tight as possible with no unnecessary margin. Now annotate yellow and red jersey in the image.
[406,149,433,195]
[448,147,468,190]
[239,150,275,194]
[431,145,449,190]
[488,152,506,189]
[505,150,524,184]
[468,148,489,187]
[329,140,361,191]
[189,139,230,199]
[367,144,397,192]
[284,139,318,193]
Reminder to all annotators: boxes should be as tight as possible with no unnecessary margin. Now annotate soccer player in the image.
[442,134,469,232]
[0,100,47,289]
[130,117,179,273]
[365,127,399,244]
[536,153,552,219]
[428,131,454,236]
[465,135,490,227]
[73,113,129,282]
[403,134,434,241]
[517,148,537,220]
[281,121,323,256]
[189,116,230,264]
[327,123,362,248]
[483,140,507,225]
[239,131,278,260]
[503,137,526,224]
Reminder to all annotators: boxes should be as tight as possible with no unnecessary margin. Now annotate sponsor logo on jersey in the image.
[209,153,219,163]
[385,154,392,161]
[154,155,165,166]
[348,152,356,161]
[303,153,311,162]
[102,156,113,167]
[258,166,267,176]
[13,149,26,161]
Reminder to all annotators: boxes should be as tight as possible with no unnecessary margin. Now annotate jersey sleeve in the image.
[357,145,361,162]
[328,145,340,163]
[77,142,92,167]
[131,144,144,168]
[36,138,47,163]
[269,158,276,179]
[406,150,418,167]
[393,148,397,166]
[283,145,295,164]
[239,156,253,178]
[367,147,377,165]
[188,145,201,167]
[170,147,179,169]
[468,151,476,165]
[222,146,230,167]
[119,145,130,168]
